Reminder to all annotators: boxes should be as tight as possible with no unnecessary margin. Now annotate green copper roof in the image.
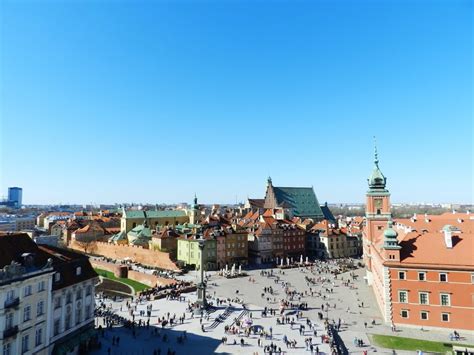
[128,224,152,239]
[383,221,401,250]
[124,210,146,219]
[109,231,127,242]
[144,210,187,218]
[368,138,387,191]
[124,210,187,219]
[273,186,324,218]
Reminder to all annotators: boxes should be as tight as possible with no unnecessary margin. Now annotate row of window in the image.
[53,286,92,309]
[399,271,474,283]
[6,281,47,302]
[3,327,43,355]
[399,271,448,282]
[283,244,304,250]
[398,291,451,306]
[53,304,92,336]
[400,310,451,322]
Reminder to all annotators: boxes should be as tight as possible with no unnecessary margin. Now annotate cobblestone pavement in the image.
[92,263,473,354]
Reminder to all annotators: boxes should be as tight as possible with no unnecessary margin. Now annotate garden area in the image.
[370,334,473,354]
[94,268,150,294]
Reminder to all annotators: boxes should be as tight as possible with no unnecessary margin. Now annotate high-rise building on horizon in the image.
[7,187,22,208]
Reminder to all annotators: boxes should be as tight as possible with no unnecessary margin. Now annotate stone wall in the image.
[71,241,180,271]
[90,259,176,287]
[127,269,175,287]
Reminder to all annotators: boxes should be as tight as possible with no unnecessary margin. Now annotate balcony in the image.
[3,325,19,338]
[4,297,20,309]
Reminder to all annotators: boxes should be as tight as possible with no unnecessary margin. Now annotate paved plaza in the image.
[91,263,474,354]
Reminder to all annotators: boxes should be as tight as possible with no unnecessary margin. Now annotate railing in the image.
[4,297,20,309]
[3,325,19,338]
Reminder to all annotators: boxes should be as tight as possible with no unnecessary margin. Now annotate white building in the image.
[0,233,97,355]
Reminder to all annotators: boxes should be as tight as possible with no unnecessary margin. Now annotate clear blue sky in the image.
[1,0,472,205]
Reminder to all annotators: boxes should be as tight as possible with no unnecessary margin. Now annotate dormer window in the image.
[54,273,61,282]
[76,267,82,276]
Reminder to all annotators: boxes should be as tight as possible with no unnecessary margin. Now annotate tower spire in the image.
[374,136,379,165]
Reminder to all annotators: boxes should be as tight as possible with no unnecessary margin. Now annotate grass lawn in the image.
[94,268,150,293]
[371,334,473,353]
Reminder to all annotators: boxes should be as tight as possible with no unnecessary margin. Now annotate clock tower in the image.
[363,140,391,284]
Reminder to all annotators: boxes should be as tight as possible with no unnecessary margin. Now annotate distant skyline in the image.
[1,0,472,205]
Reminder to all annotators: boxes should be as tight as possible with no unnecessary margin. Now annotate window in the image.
[398,271,406,280]
[24,285,32,297]
[439,273,448,282]
[440,293,450,306]
[66,292,72,304]
[23,305,31,322]
[398,291,408,303]
[441,313,450,322]
[471,273,474,284]
[65,313,71,330]
[6,290,14,301]
[418,272,426,281]
[76,267,82,276]
[420,311,428,320]
[419,292,429,305]
[53,319,60,336]
[3,343,11,355]
[54,297,61,309]
[37,300,44,316]
[37,281,46,292]
[76,306,82,324]
[21,334,29,354]
[85,305,91,318]
[76,289,82,300]
[6,313,13,329]
[54,273,61,282]
[400,310,409,318]
[86,285,92,296]
[35,328,42,346]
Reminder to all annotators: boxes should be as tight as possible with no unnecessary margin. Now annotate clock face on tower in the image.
[374,199,383,209]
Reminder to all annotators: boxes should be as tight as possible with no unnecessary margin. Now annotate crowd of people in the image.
[139,280,195,301]
[93,257,371,354]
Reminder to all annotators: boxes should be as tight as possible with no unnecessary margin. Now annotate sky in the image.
[0,0,472,205]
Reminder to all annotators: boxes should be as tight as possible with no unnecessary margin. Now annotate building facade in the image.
[0,233,97,355]
[177,236,217,271]
[121,209,189,233]
[362,146,474,331]
[7,187,22,208]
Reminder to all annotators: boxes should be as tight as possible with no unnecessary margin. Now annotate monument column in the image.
[195,238,207,313]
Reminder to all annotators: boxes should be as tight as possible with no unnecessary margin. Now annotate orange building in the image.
[363,145,474,331]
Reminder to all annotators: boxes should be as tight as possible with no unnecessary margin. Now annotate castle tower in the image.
[382,220,401,261]
[363,139,392,284]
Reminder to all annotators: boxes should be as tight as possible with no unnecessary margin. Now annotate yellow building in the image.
[120,209,189,233]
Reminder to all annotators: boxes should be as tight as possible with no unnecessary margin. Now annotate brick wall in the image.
[90,259,176,287]
[71,241,180,271]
